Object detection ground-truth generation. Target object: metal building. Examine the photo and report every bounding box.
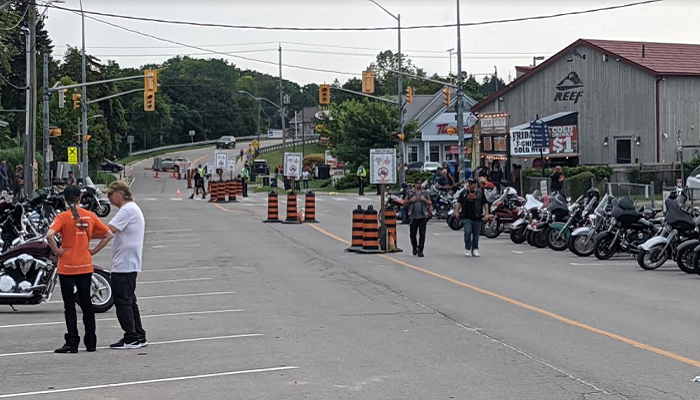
[473,39,700,167]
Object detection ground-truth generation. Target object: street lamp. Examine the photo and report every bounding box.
[238,91,281,143]
[446,48,455,76]
[79,0,89,180]
[367,0,405,184]
[533,56,545,67]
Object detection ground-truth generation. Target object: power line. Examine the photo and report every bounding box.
[73,12,360,77]
[41,0,664,31]
[83,49,279,57]
[53,41,281,50]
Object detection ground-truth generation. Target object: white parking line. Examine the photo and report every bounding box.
[139,278,213,285]
[151,244,201,249]
[0,334,262,358]
[0,365,298,398]
[333,198,349,202]
[142,266,218,273]
[0,309,244,329]
[569,262,631,266]
[145,239,201,245]
[145,229,192,234]
[355,197,372,201]
[47,291,236,304]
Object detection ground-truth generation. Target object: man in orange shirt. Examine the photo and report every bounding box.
[47,185,113,354]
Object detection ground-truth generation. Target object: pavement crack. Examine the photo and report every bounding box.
[609,380,686,400]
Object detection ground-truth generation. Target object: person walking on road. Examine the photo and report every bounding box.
[47,185,113,353]
[455,178,491,258]
[550,165,565,194]
[406,178,432,258]
[190,164,206,199]
[241,165,250,197]
[106,181,147,350]
[357,164,367,196]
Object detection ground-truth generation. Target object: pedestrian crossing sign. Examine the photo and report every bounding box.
[68,147,78,165]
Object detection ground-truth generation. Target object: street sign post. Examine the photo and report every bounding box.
[284,152,303,189]
[530,119,549,177]
[676,130,683,152]
[67,147,78,165]
[189,130,195,143]
[227,160,236,180]
[370,148,397,253]
[215,152,227,180]
[677,130,685,185]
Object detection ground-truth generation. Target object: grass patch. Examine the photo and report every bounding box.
[257,143,327,168]
[93,172,117,185]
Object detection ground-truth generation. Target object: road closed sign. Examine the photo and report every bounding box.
[370,148,397,185]
[67,147,78,165]
[215,152,227,170]
[284,152,302,178]
[227,160,236,172]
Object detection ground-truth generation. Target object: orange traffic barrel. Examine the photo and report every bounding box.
[264,191,281,223]
[345,205,364,252]
[358,205,381,253]
[304,191,318,223]
[186,170,193,189]
[236,179,243,197]
[383,207,402,253]
[228,180,237,202]
[283,191,301,224]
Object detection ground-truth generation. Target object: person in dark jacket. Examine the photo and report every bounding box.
[489,163,504,193]
[454,178,491,258]
[550,165,565,194]
[405,179,432,257]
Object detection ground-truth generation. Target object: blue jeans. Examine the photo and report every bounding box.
[462,219,482,250]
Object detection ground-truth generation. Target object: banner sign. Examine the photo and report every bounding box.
[284,152,302,178]
[369,148,397,185]
[549,125,578,155]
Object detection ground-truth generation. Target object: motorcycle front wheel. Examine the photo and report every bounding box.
[637,244,669,270]
[568,234,595,257]
[447,215,462,231]
[510,225,527,244]
[594,233,618,260]
[532,230,548,248]
[481,218,501,239]
[95,203,111,218]
[525,229,535,246]
[546,226,569,251]
[675,240,698,274]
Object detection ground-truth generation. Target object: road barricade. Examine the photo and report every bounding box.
[283,192,301,224]
[235,179,243,197]
[304,191,318,223]
[227,180,237,202]
[345,205,364,252]
[264,191,281,223]
[358,205,381,254]
[382,208,402,253]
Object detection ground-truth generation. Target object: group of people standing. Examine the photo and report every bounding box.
[0,162,26,199]
[189,163,250,199]
[48,180,147,353]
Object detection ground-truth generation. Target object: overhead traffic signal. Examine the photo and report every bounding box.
[442,87,451,108]
[397,133,405,141]
[405,86,414,104]
[144,69,157,112]
[72,93,81,110]
[361,70,375,94]
[319,84,331,105]
[58,89,67,109]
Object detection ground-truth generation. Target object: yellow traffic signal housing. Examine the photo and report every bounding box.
[144,90,155,112]
[406,86,414,104]
[361,71,375,94]
[397,133,405,141]
[442,87,451,108]
[319,84,331,105]
[49,127,62,137]
[72,93,81,110]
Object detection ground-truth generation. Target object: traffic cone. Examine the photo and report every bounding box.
[177,188,181,197]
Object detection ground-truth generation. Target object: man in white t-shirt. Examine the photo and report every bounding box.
[105,181,147,350]
[302,170,310,189]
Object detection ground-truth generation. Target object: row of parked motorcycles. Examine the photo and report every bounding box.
[0,179,114,313]
[484,184,700,274]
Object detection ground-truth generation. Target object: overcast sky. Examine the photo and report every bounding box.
[43,0,697,86]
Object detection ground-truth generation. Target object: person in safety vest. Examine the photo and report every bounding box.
[357,164,367,196]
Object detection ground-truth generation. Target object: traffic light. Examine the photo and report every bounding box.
[361,70,375,94]
[397,133,405,141]
[144,69,156,112]
[319,84,331,105]
[72,93,81,110]
[405,86,414,104]
[442,87,451,108]
[58,89,67,109]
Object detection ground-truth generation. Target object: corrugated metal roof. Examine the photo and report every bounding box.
[584,39,700,75]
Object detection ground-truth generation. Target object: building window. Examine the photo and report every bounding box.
[430,145,440,162]
[408,146,418,163]
[494,137,507,152]
[444,145,455,161]
[615,138,632,164]
[483,137,493,151]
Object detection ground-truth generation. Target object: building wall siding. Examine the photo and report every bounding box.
[658,77,700,163]
[479,45,658,165]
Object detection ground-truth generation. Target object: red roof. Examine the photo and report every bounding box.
[473,38,700,111]
[584,39,700,75]
[515,66,534,72]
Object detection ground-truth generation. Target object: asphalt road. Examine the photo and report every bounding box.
[2,144,700,399]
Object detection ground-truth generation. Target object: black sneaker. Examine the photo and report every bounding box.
[110,339,142,350]
[139,338,148,347]
[417,252,425,258]
[54,344,78,354]
[412,248,418,256]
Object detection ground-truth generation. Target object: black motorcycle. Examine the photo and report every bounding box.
[80,179,111,218]
[593,197,660,260]
[527,193,569,249]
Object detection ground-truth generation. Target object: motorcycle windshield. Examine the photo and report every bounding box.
[524,194,543,211]
[594,195,613,216]
[664,200,694,227]
[547,194,568,213]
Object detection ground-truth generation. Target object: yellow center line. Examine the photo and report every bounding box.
[306,223,700,369]
[213,203,248,215]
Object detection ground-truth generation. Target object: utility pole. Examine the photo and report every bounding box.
[42,54,50,188]
[256,101,261,143]
[456,0,466,182]
[80,0,89,181]
[23,26,32,196]
[397,14,405,185]
[278,44,286,148]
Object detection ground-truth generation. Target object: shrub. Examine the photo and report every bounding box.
[1,148,44,180]
[303,154,325,169]
[334,172,359,190]
[567,171,594,199]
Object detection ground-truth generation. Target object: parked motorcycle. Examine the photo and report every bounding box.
[637,190,699,272]
[593,197,660,260]
[446,186,465,231]
[544,195,587,251]
[0,236,114,312]
[481,187,524,239]
[80,178,111,218]
[568,194,616,257]
[510,191,544,244]
[527,193,570,248]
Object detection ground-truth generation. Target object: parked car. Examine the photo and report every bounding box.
[421,162,441,173]
[216,136,236,149]
[407,162,424,172]
[251,159,270,175]
[100,159,123,173]
[153,156,188,172]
